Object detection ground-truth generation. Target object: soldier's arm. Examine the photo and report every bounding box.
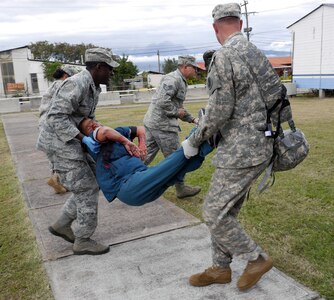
[96,126,141,158]
[178,109,196,124]
[47,80,82,143]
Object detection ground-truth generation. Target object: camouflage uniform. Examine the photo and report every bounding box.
[188,32,284,266]
[39,80,63,128]
[37,69,100,238]
[143,69,195,164]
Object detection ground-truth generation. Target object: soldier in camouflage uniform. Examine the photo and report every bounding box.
[37,48,119,255]
[39,65,80,194]
[183,3,288,291]
[143,55,202,198]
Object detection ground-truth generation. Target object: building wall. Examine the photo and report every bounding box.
[147,74,163,88]
[290,5,334,89]
[0,46,85,98]
[12,48,31,93]
[28,60,49,95]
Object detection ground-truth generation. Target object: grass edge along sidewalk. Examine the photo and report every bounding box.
[0,121,53,299]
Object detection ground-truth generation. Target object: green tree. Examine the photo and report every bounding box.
[30,41,99,63]
[41,61,63,81]
[162,57,206,85]
[29,41,55,60]
[30,41,105,82]
[162,58,178,74]
[187,71,206,85]
[111,55,139,90]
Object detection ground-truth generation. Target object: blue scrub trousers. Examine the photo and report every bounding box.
[117,141,213,206]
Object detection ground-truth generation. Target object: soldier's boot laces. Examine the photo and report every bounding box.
[189,266,232,287]
[73,238,110,255]
[48,213,75,243]
[175,183,201,198]
[47,174,67,194]
[237,254,273,291]
[198,108,222,148]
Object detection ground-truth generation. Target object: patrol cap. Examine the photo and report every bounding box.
[62,65,80,76]
[178,55,198,68]
[85,47,120,68]
[212,3,242,21]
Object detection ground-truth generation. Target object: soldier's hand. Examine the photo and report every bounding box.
[82,136,100,154]
[178,108,187,118]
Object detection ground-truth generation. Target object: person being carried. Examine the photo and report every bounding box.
[79,117,214,206]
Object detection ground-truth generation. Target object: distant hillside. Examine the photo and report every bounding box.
[131,48,291,72]
[262,49,291,57]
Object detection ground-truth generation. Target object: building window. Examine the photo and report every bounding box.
[30,73,39,93]
[1,62,15,93]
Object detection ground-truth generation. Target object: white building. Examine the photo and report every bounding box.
[0,46,84,98]
[287,4,334,96]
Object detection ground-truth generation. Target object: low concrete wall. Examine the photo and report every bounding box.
[0,98,21,113]
[283,82,297,96]
[120,94,136,104]
[30,97,42,109]
[134,90,156,102]
[0,87,209,113]
[186,86,207,100]
[98,91,121,106]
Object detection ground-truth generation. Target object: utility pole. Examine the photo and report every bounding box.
[157,50,161,73]
[241,0,257,41]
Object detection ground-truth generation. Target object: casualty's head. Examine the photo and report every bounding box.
[79,118,100,136]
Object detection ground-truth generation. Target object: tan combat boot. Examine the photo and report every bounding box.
[73,238,109,255]
[47,174,67,194]
[175,183,201,198]
[48,213,75,243]
[237,255,273,291]
[189,266,232,286]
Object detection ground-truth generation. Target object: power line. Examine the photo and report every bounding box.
[241,0,258,41]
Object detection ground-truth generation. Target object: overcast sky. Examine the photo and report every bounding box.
[0,0,328,66]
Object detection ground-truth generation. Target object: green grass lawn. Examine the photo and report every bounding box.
[0,122,53,299]
[0,97,333,299]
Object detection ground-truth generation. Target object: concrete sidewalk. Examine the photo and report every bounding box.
[2,112,321,300]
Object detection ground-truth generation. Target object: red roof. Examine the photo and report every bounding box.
[268,57,291,68]
[197,62,206,71]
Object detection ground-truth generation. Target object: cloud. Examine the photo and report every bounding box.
[0,0,326,56]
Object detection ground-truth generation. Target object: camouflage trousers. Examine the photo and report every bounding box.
[203,159,270,267]
[48,152,99,238]
[144,127,180,165]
